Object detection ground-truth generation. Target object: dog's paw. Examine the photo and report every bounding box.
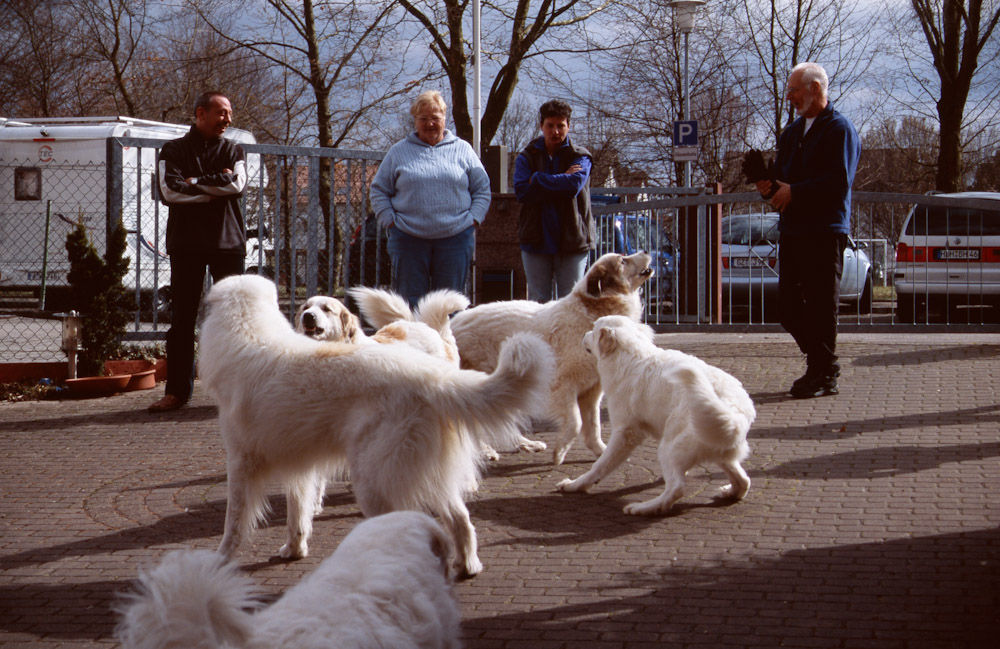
[278,541,307,560]
[517,436,547,453]
[480,445,501,462]
[623,499,674,516]
[555,477,588,493]
[719,482,750,500]
[455,555,483,581]
[552,445,571,465]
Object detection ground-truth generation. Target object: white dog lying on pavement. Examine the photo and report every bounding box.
[451,252,654,464]
[557,316,754,515]
[199,275,553,577]
[115,511,462,649]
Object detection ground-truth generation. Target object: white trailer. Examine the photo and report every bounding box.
[0,116,263,311]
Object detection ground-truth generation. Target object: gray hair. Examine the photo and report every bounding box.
[410,90,447,119]
[791,62,829,99]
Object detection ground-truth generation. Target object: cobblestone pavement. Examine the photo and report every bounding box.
[1,332,998,648]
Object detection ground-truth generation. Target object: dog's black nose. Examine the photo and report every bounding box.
[302,312,316,328]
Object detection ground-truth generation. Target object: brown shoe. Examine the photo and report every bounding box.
[147,394,187,413]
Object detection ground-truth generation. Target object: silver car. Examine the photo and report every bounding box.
[894,192,1000,322]
[720,213,874,318]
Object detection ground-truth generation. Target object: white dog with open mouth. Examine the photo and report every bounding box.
[557,315,754,515]
[451,252,654,464]
[115,511,462,649]
[198,274,553,577]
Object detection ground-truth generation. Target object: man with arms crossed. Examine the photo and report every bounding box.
[513,99,596,302]
[148,91,247,412]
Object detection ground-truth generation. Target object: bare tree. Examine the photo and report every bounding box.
[905,0,1000,192]
[398,0,613,146]
[565,1,752,186]
[188,0,432,149]
[3,1,88,116]
[719,0,880,143]
[72,0,151,117]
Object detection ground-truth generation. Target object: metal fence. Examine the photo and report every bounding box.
[597,190,998,331]
[2,139,998,364]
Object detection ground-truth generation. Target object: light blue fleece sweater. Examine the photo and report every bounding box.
[370,130,492,239]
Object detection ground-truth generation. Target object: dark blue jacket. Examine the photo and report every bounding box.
[513,136,595,254]
[774,103,860,236]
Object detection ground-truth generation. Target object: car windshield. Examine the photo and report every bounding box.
[622,217,672,253]
[721,215,779,246]
[905,206,1000,236]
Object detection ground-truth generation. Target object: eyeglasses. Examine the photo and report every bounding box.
[416,115,444,124]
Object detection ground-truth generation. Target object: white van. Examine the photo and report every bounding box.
[0,116,263,312]
[894,192,1000,322]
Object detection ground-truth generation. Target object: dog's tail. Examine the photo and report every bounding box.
[442,332,554,451]
[115,550,258,649]
[349,286,415,329]
[414,289,470,337]
[675,366,754,451]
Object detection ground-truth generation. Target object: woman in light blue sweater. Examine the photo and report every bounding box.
[370,90,491,307]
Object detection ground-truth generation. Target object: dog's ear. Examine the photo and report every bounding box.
[341,309,361,342]
[293,303,306,331]
[597,326,618,356]
[586,264,607,297]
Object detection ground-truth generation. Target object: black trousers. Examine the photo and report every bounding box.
[778,232,847,374]
[165,251,244,401]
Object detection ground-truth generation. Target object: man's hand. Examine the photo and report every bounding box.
[769,181,792,211]
[564,164,583,175]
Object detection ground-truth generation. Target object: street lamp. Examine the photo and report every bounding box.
[669,0,704,188]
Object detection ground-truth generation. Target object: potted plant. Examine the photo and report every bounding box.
[63,218,134,393]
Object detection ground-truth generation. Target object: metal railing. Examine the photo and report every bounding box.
[3,142,998,364]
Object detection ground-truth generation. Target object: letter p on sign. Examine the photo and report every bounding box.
[673,120,698,147]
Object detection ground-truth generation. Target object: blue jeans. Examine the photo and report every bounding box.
[520,250,589,302]
[387,226,475,308]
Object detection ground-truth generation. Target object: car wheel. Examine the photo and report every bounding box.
[896,294,918,323]
[858,277,873,315]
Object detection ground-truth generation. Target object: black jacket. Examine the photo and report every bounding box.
[157,126,247,255]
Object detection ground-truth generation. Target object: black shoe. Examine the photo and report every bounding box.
[789,372,839,399]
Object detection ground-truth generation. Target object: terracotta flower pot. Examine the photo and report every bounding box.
[125,369,157,391]
[65,374,131,396]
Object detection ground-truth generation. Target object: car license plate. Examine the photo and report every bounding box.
[732,257,771,268]
[934,248,980,261]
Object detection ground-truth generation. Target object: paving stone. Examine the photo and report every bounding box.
[0,333,997,648]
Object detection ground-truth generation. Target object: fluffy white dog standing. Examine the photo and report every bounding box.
[558,315,754,515]
[115,511,462,649]
[451,252,654,464]
[198,275,553,577]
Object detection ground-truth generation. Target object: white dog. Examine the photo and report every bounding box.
[348,286,468,365]
[295,289,466,363]
[557,316,754,515]
[451,252,653,464]
[115,511,462,649]
[198,274,553,577]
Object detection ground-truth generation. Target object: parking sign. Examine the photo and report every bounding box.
[673,120,698,147]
